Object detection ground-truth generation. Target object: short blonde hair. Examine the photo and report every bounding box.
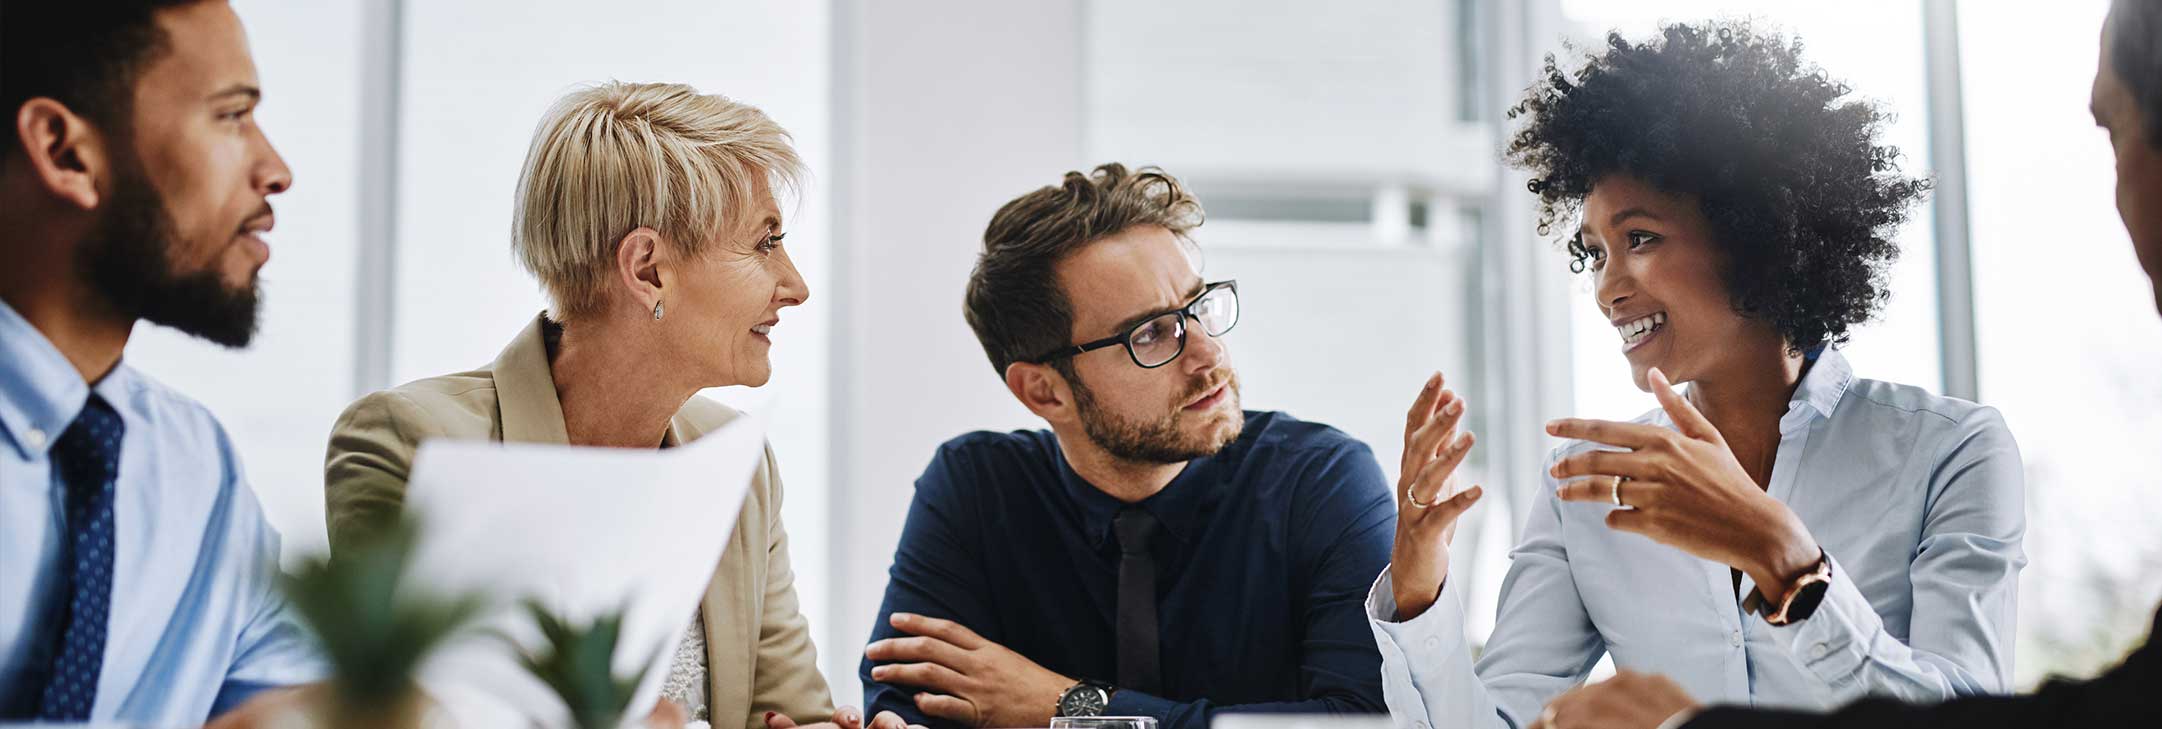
[512,81,803,319]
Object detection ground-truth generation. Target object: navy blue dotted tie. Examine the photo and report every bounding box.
[33,395,123,720]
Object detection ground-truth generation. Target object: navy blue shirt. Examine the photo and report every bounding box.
[861,410,1395,729]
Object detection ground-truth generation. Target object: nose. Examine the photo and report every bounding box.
[255,127,292,195]
[1593,259,1631,315]
[774,246,809,307]
[1178,314,1227,373]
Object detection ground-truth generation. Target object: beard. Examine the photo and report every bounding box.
[78,155,262,348]
[1070,367,1243,464]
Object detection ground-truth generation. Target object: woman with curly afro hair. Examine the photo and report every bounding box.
[1366,20,2027,729]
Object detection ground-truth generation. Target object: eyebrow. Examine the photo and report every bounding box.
[1608,207,1663,226]
[1109,280,1208,335]
[207,84,261,103]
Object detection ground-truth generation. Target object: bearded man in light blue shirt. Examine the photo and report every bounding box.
[0,1,323,724]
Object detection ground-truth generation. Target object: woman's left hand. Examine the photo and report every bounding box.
[1545,367,1821,592]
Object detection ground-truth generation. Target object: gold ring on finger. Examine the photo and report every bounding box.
[1406,484,1436,509]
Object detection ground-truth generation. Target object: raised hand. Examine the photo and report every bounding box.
[1545,367,1820,596]
[1388,371,1485,621]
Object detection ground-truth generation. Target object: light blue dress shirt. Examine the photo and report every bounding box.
[0,301,322,723]
[1366,349,2026,729]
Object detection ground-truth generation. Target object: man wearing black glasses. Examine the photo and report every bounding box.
[858,164,1395,729]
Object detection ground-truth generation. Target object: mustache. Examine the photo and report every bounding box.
[240,202,275,231]
[1178,369,1234,404]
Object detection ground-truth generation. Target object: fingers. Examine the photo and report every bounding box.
[1550,449,1654,482]
[1604,506,1656,537]
[1403,372,1444,442]
[1422,484,1483,526]
[648,699,688,728]
[1553,476,1620,504]
[1407,431,1476,507]
[765,710,800,729]
[832,706,866,729]
[871,661,969,692]
[865,635,971,668]
[1545,418,1668,450]
[868,711,912,729]
[1402,392,1466,484]
[1649,368,1720,442]
[888,613,987,650]
[912,693,977,725]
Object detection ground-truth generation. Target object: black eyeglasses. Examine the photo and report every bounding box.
[1027,280,1240,368]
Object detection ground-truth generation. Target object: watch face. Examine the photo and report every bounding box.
[1059,685,1108,717]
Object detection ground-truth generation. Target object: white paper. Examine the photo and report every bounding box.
[397,410,769,728]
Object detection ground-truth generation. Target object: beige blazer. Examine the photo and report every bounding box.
[322,313,835,729]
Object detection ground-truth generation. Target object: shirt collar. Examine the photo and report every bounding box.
[1784,346,1854,430]
[1057,444,1216,551]
[0,299,96,459]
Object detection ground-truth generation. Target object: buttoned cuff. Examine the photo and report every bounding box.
[1367,567,1467,653]
[1366,566,1476,729]
[1763,554,1877,688]
[1106,688,1176,721]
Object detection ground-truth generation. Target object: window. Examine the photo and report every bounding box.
[1961,0,2162,685]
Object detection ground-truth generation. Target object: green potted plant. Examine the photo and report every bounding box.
[516,600,669,729]
[282,518,487,729]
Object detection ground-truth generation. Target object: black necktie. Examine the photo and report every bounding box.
[8,395,123,721]
[1112,507,1162,694]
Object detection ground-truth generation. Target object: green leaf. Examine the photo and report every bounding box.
[281,517,489,707]
[515,600,665,729]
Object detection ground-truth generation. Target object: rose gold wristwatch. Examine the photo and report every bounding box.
[1755,549,1832,626]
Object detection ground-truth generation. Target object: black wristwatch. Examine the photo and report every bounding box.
[1754,550,1834,626]
[1056,679,1115,718]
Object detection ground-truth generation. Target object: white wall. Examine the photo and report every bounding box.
[825,0,1090,702]
[126,0,368,562]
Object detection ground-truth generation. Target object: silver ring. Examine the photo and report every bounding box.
[1611,476,1628,508]
[1406,484,1435,509]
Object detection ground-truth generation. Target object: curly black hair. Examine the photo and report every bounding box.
[1505,21,1930,352]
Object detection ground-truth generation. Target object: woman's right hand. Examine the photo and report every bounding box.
[1389,371,1484,621]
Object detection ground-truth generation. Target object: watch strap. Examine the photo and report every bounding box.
[1748,549,1833,626]
[1056,679,1115,718]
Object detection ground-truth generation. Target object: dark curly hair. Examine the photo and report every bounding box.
[1505,21,1930,352]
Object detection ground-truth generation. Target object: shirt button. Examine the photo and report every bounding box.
[1423,636,1441,652]
[1811,642,1829,659]
[23,428,45,449]
[1730,630,1744,647]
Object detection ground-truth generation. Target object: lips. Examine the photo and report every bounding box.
[1613,311,1667,352]
[236,210,275,261]
[1184,382,1229,411]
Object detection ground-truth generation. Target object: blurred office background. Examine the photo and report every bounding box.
[145,0,2158,702]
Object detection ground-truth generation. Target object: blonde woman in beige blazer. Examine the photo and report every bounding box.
[323,82,911,729]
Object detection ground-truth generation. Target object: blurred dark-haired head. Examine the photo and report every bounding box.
[2100,0,2162,313]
